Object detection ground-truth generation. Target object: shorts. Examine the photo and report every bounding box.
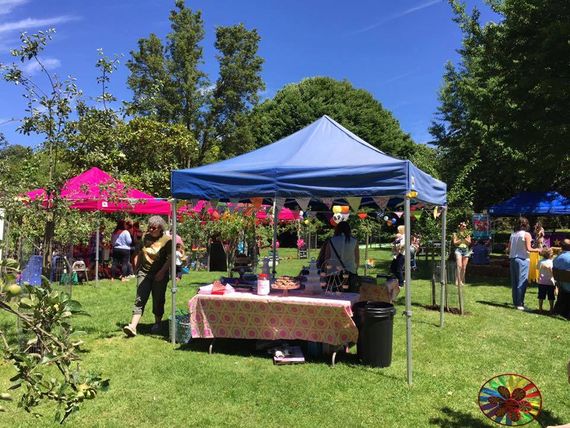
[455,248,472,258]
[537,284,555,300]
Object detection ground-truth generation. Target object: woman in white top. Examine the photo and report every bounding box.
[324,221,359,291]
[506,217,540,310]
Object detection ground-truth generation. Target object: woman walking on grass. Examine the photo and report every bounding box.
[123,216,172,337]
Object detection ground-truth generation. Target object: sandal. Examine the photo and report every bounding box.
[123,325,136,337]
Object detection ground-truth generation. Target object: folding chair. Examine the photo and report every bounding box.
[322,258,347,293]
[72,260,89,283]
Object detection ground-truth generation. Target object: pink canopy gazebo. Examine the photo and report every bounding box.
[27,167,170,284]
[27,167,170,214]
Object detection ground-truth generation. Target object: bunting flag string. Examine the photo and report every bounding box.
[295,197,311,212]
[346,196,362,212]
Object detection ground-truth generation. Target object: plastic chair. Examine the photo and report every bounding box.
[18,255,43,286]
[72,260,89,283]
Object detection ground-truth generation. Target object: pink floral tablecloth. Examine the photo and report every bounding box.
[189,291,359,346]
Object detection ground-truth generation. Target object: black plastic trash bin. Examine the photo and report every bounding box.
[359,301,396,368]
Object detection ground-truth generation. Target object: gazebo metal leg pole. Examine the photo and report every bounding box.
[440,206,447,328]
[171,199,178,345]
[404,197,412,386]
[95,218,100,287]
[272,198,278,279]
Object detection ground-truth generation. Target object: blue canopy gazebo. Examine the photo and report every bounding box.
[169,115,447,384]
[489,191,570,217]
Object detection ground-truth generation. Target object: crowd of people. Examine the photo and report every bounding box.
[507,217,570,317]
[70,213,570,340]
[449,215,569,317]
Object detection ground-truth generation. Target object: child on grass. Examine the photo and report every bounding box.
[175,243,186,280]
[537,247,555,313]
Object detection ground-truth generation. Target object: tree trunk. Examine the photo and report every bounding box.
[42,214,55,270]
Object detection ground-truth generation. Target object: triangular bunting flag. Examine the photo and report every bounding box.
[209,199,219,208]
[321,197,333,209]
[296,197,311,212]
[372,196,390,209]
[190,198,198,207]
[176,200,187,209]
[250,197,263,209]
[228,198,239,213]
[433,206,441,219]
[414,211,423,219]
[346,197,362,212]
[274,197,285,212]
[395,211,403,218]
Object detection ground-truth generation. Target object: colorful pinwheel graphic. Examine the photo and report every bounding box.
[478,374,542,426]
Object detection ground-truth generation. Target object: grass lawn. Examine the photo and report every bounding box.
[0,248,568,427]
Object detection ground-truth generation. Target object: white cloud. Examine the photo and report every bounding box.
[350,0,442,35]
[0,15,79,33]
[0,0,28,16]
[22,57,61,75]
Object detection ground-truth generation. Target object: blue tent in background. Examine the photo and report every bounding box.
[488,192,570,217]
[170,115,449,385]
[171,115,446,205]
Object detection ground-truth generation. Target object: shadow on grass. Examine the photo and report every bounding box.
[535,408,566,428]
[174,338,399,373]
[465,278,511,288]
[428,406,488,427]
[476,300,513,310]
[411,301,471,317]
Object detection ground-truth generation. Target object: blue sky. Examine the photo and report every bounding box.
[0,0,499,148]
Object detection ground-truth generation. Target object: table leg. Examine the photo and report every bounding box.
[208,339,215,355]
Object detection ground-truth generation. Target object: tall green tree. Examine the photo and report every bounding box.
[201,24,265,161]
[116,117,199,195]
[249,77,418,159]
[431,0,570,210]
[126,1,264,164]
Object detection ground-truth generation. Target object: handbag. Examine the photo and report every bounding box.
[328,240,359,292]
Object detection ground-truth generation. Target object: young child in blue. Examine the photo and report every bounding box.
[537,247,555,313]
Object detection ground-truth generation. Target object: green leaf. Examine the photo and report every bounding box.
[8,382,21,390]
[18,297,34,309]
[65,300,82,312]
